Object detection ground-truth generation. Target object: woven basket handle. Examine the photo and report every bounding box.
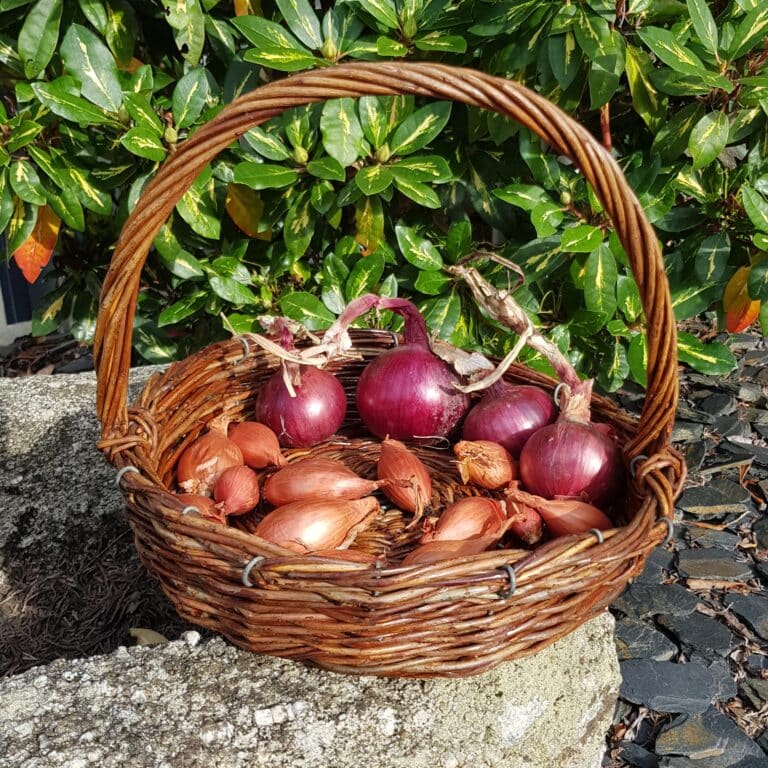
[94,61,678,460]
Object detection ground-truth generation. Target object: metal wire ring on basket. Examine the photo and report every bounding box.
[93,62,685,678]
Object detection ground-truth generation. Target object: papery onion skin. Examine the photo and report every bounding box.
[454,440,517,489]
[177,428,244,496]
[176,493,225,523]
[214,465,261,516]
[357,346,470,440]
[462,382,556,457]
[228,422,286,469]
[421,497,506,543]
[264,457,390,506]
[377,438,432,524]
[403,536,498,565]
[519,420,622,507]
[256,366,347,448]
[254,496,380,554]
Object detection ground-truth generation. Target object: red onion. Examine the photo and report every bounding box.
[519,382,622,508]
[356,298,469,440]
[256,365,347,448]
[462,382,556,457]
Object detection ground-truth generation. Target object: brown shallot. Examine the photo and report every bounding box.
[176,493,225,523]
[377,438,432,526]
[421,497,507,543]
[254,497,380,554]
[264,457,391,506]
[504,499,544,545]
[453,440,517,489]
[228,421,286,469]
[177,425,244,495]
[214,465,261,516]
[505,484,612,537]
[402,536,498,565]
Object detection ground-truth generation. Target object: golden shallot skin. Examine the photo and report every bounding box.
[254,497,380,554]
[377,438,432,526]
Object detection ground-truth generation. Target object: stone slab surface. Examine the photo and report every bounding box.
[1,616,619,768]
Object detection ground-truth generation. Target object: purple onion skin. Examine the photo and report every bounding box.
[256,367,347,448]
[462,384,557,458]
[356,345,470,440]
[519,421,622,507]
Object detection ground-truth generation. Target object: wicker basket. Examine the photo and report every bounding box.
[94,62,686,678]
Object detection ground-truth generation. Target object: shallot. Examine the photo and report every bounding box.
[377,438,432,525]
[254,496,380,553]
[421,497,507,543]
[177,424,244,495]
[453,440,517,489]
[264,457,391,506]
[402,536,498,565]
[214,465,260,516]
[228,421,286,469]
[176,493,225,523]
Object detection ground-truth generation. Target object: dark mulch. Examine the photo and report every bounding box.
[0,333,93,377]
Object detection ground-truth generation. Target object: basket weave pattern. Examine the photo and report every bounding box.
[94,62,685,677]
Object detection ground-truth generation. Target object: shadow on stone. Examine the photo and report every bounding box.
[0,377,199,678]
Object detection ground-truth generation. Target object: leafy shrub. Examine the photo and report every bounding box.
[1,0,767,386]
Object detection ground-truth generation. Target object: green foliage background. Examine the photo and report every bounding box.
[2,0,768,388]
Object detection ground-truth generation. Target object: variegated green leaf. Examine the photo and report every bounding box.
[124,92,163,133]
[306,157,346,181]
[353,0,398,30]
[284,195,315,256]
[729,4,768,59]
[390,102,451,157]
[625,45,666,132]
[493,183,551,211]
[616,275,643,323]
[628,333,648,387]
[18,0,62,78]
[6,120,43,153]
[637,26,708,77]
[233,162,299,190]
[359,96,389,149]
[162,0,205,64]
[742,186,768,233]
[413,33,467,53]
[390,155,451,183]
[233,16,318,71]
[279,291,335,330]
[597,340,629,393]
[172,67,210,129]
[346,249,384,299]
[120,127,166,162]
[694,232,730,283]
[748,261,768,301]
[10,160,46,205]
[560,223,603,253]
[548,31,582,90]
[677,332,737,375]
[176,168,220,239]
[276,0,322,49]
[574,10,615,61]
[584,243,617,319]
[395,223,443,270]
[414,269,451,295]
[321,98,366,166]
[355,165,393,195]
[243,127,292,161]
[686,0,718,55]
[420,290,461,339]
[60,24,122,112]
[392,174,441,208]
[688,111,729,169]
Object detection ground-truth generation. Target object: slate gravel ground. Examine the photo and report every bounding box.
[604,332,768,768]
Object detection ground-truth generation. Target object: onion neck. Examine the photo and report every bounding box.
[377,297,430,347]
[558,378,594,424]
